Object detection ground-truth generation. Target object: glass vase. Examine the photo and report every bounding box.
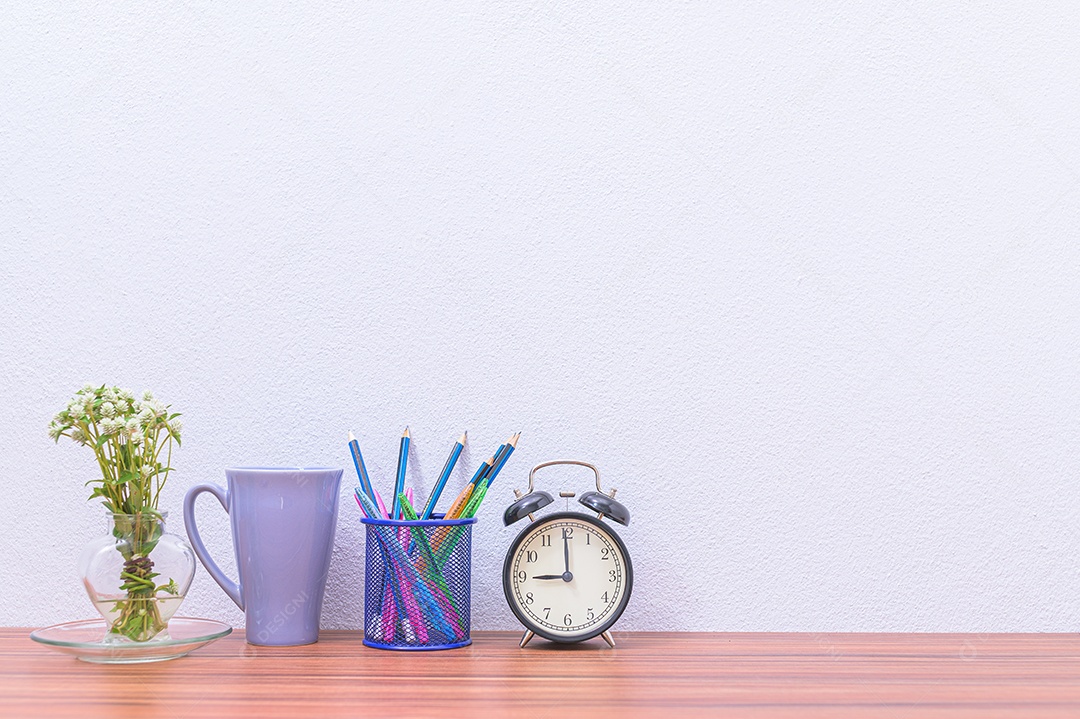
[78,512,196,643]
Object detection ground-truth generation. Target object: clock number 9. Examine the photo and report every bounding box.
[517,571,527,583]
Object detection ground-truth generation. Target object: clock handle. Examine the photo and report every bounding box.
[528,459,606,494]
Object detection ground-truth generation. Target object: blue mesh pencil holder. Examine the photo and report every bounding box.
[361,515,475,651]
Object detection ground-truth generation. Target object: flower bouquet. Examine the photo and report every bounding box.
[50,386,195,642]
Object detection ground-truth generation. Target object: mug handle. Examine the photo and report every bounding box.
[183,483,244,610]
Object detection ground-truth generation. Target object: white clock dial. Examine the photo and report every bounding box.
[503,513,632,641]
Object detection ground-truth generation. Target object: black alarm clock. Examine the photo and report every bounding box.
[502,460,632,648]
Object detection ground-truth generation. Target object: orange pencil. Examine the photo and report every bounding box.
[443,483,474,521]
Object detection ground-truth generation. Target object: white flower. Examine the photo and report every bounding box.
[137,405,154,422]
[169,418,183,435]
[66,401,83,418]
[142,390,155,402]
[125,417,139,433]
[70,428,88,445]
[81,384,95,393]
[101,402,116,418]
[118,388,135,402]
[47,423,63,441]
[101,417,123,435]
[130,430,144,445]
[102,387,118,403]
[140,465,153,478]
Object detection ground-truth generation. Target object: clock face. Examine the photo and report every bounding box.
[502,512,632,642]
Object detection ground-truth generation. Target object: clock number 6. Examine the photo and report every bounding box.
[564,613,572,626]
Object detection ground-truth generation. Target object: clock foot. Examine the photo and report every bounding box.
[601,631,615,648]
[519,630,535,648]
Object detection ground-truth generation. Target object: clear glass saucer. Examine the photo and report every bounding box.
[30,617,232,663]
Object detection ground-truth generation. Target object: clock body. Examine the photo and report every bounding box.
[502,511,633,643]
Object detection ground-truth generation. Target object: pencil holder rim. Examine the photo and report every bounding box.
[360,516,477,527]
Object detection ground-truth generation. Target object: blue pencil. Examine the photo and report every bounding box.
[421,431,467,520]
[391,426,410,520]
[466,458,491,488]
[484,432,519,488]
[348,431,375,503]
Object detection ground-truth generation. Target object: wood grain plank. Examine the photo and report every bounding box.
[3,629,1078,718]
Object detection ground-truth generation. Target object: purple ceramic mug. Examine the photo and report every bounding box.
[183,467,342,646]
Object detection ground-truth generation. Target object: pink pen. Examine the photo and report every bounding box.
[380,582,395,641]
[374,489,390,519]
[395,563,427,642]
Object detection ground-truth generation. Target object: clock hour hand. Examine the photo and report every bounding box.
[532,574,563,580]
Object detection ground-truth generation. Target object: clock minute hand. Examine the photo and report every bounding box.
[563,530,570,574]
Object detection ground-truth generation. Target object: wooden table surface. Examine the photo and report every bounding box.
[4,628,1079,718]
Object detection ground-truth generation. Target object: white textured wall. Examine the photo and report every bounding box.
[2,3,1079,633]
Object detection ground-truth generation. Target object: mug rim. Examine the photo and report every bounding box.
[225,466,343,472]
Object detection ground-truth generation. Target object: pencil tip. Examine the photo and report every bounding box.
[460,431,467,444]
[348,430,356,441]
[404,426,411,437]
[509,433,519,447]
[487,456,496,465]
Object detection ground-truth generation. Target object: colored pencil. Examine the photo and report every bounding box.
[347,430,375,504]
[483,444,506,482]
[443,483,474,521]
[355,489,414,640]
[353,490,369,518]
[391,426,410,520]
[484,432,520,488]
[356,488,449,641]
[435,481,489,566]
[446,455,493,519]
[399,493,465,632]
[421,432,466,520]
[461,479,489,519]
